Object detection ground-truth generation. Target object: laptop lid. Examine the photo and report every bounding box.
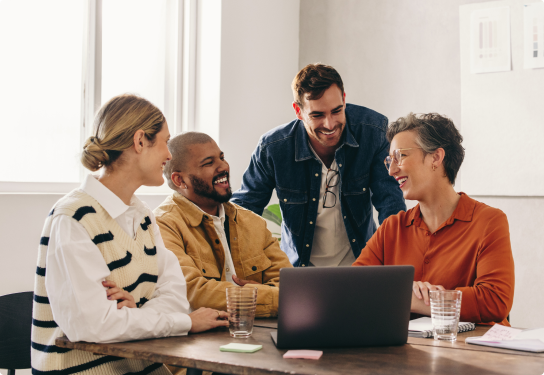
[275,265,414,349]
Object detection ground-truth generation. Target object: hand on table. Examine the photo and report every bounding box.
[189,307,229,333]
[232,275,260,286]
[411,281,445,315]
[103,280,136,309]
[412,281,445,306]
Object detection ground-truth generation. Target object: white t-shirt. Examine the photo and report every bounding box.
[309,154,355,267]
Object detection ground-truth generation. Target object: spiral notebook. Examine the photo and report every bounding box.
[408,317,476,338]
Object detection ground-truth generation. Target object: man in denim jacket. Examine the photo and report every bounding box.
[231,64,405,267]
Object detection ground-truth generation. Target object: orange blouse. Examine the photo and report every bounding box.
[353,193,514,326]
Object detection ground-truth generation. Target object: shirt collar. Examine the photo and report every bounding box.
[405,192,475,227]
[81,174,146,220]
[195,200,225,224]
[173,192,236,227]
[294,118,359,162]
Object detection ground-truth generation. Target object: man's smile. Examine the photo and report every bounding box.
[213,172,230,188]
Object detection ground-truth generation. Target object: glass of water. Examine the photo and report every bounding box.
[430,290,462,341]
[226,286,258,338]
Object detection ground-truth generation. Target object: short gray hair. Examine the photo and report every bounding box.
[386,113,464,185]
[164,131,214,190]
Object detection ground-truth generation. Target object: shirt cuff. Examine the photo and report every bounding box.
[170,312,193,336]
[249,284,278,317]
[456,286,480,323]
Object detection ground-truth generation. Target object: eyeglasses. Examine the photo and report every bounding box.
[384,148,423,171]
[323,168,339,208]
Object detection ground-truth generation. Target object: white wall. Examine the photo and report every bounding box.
[300,0,544,328]
[460,0,544,196]
[217,0,300,192]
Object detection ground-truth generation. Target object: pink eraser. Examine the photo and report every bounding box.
[283,350,323,360]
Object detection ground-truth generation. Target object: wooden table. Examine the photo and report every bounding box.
[56,320,544,375]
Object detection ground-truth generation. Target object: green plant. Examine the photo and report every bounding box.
[263,203,282,241]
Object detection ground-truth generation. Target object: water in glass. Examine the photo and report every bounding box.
[430,290,462,341]
[226,286,257,338]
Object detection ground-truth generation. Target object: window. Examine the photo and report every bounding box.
[0,0,84,185]
[102,0,172,129]
[0,0,195,193]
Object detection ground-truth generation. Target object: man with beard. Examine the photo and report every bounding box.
[154,132,292,318]
[231,63,406,267]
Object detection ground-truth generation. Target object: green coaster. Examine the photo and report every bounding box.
[219,343,263,353]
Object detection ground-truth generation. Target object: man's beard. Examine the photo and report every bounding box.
[189,174,232,203]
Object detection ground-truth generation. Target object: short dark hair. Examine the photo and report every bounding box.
[163,131,214,190]
[292,63,344,108]
[386,113,465,185]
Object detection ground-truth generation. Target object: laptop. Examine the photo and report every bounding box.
[271,265,414,349]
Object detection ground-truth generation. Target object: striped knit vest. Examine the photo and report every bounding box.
[31,189,171,375]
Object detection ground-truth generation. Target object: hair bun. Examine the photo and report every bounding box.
[81,136,109,171]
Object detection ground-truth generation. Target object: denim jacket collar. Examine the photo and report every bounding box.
[294,120,359,163]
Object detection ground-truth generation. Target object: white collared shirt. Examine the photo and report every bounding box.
[45,174,192,344]
[193,203,237,283]
[308,151,355,267]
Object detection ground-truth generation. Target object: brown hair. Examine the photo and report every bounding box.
[292,63,344,108]
[387,113,465,185]
[81,94,165,171]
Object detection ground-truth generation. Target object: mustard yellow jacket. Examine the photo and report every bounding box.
[154,193,292,317]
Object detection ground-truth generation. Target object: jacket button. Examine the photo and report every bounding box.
[215,239,220,244]
[339,164,342,167]
[315,173,319,177]
[363,188,366,192]
[309,221,313,224]
[344,216,346,219]
[306,244,309,247]
[352,239,356,243]
[284,199,287,202]
[202,269,206,273]
[424,259,430,264]
[313,198,316,201]
[252,266,257,271]
[301,264,306,267]
[234,237,237,240]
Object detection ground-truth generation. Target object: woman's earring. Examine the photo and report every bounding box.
[184,184,188,189]
[432,165,436,171]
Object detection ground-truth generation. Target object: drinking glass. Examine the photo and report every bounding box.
[430,290,462,341]
[226,286,258,338]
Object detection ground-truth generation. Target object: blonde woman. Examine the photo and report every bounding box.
[31,94,229,375]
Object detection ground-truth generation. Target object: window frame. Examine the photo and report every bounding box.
[1,0,197,194]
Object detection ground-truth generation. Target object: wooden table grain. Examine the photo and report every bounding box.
[56,324,544,375]
[255,319,544,358]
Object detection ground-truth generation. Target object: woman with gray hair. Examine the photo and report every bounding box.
[353,113,514,326]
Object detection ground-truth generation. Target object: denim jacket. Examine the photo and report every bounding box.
[231,104,406,266]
